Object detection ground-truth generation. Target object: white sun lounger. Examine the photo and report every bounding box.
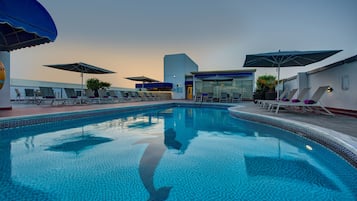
[263,88,298,111]
[273,86,334,116]
[259,88,295,109]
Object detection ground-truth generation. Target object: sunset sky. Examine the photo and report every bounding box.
[10,0,357,88]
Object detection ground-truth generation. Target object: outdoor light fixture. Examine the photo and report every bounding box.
[305,145,313,151]
[327,87,333,93]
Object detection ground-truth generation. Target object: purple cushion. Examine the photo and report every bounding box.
[291,99,300,103]
[282,98,289,101]
[304,99,316,104]
[45,96,55,98]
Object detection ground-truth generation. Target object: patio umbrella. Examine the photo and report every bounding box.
[243,50,342,99]
[43,62,115,98]
[126,76,159,83]
[0,0,57,109]
[126,76,159,89]
[0,0,57,51]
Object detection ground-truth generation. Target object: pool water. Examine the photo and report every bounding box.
[0,106,356,201]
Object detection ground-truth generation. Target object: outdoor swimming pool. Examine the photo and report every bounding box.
[0,106,356,201]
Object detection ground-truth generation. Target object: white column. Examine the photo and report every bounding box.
[192,75,196,101]
[297,72,308,95]
[0,51,11,109]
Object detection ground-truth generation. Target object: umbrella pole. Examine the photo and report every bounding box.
[277,64,280,101]
[81,72,84,103]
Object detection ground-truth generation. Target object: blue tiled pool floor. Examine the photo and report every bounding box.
[1,106,356,200]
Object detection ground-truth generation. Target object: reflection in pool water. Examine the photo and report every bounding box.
[0,106,356,201]
[135,129,181,201]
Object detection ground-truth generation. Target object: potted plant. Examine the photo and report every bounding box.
[254,75,277,101]
[86,78,111,97]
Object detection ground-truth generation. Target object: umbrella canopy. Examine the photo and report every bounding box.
[243,50,342,98]
[125,76,159,83]
[44,62,115,74]
[0,0,57,51]
[243,50,342,68]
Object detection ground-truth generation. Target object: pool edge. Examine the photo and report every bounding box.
[228,106,357,168]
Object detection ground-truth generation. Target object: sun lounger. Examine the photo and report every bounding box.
[64,88,78,98]
[127,91,141,101]
[37,87,66,105]
[257,88,289,107]
[269,88,309,110]
[149,92,158,101]
[220,92,229,102]
[14,88,21,101]
[120,91,130,101]
[195,92,203,102]
[231,92,242,103]
[84,89,101,104]
[108,90,123,103]
[137,92,147,101]
[142,92,152,101]
[64,88,80,105]
[24,88,36,103]
[204,92,214,102]
[98,89,113,103]
[274,86,333,116]
[263,88,298,110]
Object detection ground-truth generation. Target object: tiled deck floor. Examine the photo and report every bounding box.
[235,102,357,138]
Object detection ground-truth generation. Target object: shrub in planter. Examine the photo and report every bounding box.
[254,75,277,101]
[86,78,111,97]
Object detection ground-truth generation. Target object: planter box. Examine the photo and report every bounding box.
[265,92,277,100]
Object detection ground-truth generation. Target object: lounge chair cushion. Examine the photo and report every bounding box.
[282,98,289,101]
[304,99,316,104]
[291,99,300,103]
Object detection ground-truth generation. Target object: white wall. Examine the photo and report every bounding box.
[0,51,11,109]
[284,58,357,111]
[283,77,297,93]
[308,62,356,110]
[164,54,198,99]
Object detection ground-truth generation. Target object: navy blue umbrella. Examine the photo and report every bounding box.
[0,0,57,51]
[243,50,342,99]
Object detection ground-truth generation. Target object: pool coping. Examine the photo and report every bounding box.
[1,101,356,168]
[0,102,176,129]
[0,102,232,129]
[228,105,357,168]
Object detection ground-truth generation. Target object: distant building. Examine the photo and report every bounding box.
[191,70,256,101]
[164,53,198,99]
[164,53,256,100]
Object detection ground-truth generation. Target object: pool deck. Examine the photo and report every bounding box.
[1,100,357,166]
